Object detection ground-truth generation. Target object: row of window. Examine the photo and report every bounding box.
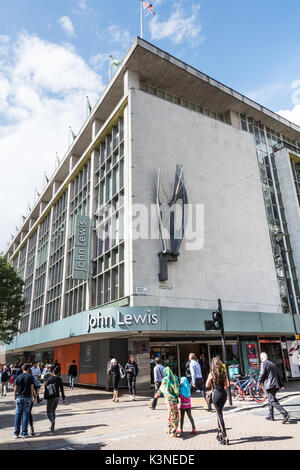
[140,83,225,123]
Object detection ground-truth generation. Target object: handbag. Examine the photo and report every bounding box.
[119,364,125,379]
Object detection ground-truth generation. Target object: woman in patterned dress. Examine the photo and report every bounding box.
[154,367,180,437]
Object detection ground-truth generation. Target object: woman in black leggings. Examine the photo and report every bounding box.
[206,357,229,445]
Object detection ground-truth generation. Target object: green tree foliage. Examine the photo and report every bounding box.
[0,255,25,344]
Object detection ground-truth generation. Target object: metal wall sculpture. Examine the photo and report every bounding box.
[156,164,188,281]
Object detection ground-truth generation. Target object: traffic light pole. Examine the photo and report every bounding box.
[218,299,233,406]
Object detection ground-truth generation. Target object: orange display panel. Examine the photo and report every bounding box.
[79,373,97,385]
[54,344,80,375]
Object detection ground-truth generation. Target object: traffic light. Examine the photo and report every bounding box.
[212,309,222,330]
[204,299,224,331]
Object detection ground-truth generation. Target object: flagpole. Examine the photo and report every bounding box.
[109,55,112,82]
[140,0,143,38]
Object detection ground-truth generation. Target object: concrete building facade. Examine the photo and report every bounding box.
[2,38,300,386]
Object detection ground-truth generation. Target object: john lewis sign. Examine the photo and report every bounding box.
[72,215,90,280]
[86,310,159,333]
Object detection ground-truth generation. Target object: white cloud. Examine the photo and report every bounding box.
[78,0,88,10]
[0,33,104,252]
[278,106,300,127]
[58,16,75,36]
[106,25,132,47]
[149,2,203,45]
[0,34,10,56]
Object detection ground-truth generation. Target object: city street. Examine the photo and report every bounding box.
[0,382,300,451]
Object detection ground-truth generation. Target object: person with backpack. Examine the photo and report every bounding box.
[149,357,165,410]
[68,360,78,390]
[44,366,65,431]
[109,358,124,403]
[125,355,139,401]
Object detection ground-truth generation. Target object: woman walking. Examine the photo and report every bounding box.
[44,366,65,432]
[125,355,139,401]
[177,377,196,436]
[205,357,229,445]
[154,367,180,437]
[109,358,123,403]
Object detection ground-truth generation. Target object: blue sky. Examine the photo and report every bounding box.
[1,0,300,251]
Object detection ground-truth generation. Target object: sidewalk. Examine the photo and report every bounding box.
[0,381,299,450]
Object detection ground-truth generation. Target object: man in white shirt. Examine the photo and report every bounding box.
[189,353,212,411]
[31,363,41,379]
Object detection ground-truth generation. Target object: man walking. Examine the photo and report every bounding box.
[68,360,78,390]
[258,352,290,424]
[149,357,165,410]
[189,353,212,411]
[13,363,34,439]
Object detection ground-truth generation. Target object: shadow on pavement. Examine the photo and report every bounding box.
[230,435,293,445]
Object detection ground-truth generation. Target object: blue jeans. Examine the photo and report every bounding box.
[69,376,75,389]
[14,397,32,436]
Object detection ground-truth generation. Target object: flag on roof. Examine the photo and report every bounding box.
[111,57,121,67]
[143,1,156,15]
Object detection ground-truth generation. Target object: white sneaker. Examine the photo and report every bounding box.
[196,390,201,393]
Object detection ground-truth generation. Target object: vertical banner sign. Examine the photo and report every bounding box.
[72,215,90,280]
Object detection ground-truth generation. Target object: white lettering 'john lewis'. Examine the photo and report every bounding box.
[86,310,158,332]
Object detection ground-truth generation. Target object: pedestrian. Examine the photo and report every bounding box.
[154,367,180,437]
[53,360,61,375]
[177,377,196,436]
[13,363,34,439]
[31,362,42,403]
[27,369,41,436]
[109,358,124,403]
[68,360,78,390]
[1,366,9,396]
[189,353,212,411]
[185,358,192,385]
[199,353,209,383]
[258,352,290,424]
[12,363,22,384]
[125,355,139,401]
[106,356,113,391]
[44,365,66,432]
[206,357,229,445]
[149,357,165,410]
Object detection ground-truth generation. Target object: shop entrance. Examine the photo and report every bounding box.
[150,345,179,383]
[179,343,209,378]
[259,340,286,382]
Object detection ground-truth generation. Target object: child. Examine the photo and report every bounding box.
[177,376,196,436]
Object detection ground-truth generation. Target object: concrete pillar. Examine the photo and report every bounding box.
[224,110,240,128]
[124,69,139,93]
[69,154,80,173]
[60,184,72,319]
[39,202,48,216]
[92,120,103,140]
[29,218,37,230]
[28,224,41,331]
[52,181,62,198]
[41,206,55,327]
